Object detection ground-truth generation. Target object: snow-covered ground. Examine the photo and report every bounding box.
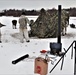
[0,16,76,75]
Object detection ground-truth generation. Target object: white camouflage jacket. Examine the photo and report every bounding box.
[19,15,30,29]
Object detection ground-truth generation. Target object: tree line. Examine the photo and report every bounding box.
[0,7,76,17]
[0,9,39,17]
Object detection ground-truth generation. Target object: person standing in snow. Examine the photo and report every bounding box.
[0,28,1,43]
[0,23,6,43]
[19,12,30,43]
[12,20,17,29]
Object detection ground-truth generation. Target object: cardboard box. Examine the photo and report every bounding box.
[34,57,48,75]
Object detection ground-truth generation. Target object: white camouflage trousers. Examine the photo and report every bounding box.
[19,28,29,43]
[0,29,1,42]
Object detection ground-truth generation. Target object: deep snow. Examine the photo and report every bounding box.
[0,16,76,75]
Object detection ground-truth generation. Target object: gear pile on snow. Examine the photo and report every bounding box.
[30,8,69,38]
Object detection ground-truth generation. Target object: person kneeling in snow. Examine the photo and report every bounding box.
[19,12,30,43]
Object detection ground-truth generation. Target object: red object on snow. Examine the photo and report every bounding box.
[40,50,47,53]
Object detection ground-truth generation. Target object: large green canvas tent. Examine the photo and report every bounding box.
[30,8,69,38]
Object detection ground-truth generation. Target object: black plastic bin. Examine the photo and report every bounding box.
[50,42,62,55]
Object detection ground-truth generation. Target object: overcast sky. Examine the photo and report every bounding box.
[0,0,76,10]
